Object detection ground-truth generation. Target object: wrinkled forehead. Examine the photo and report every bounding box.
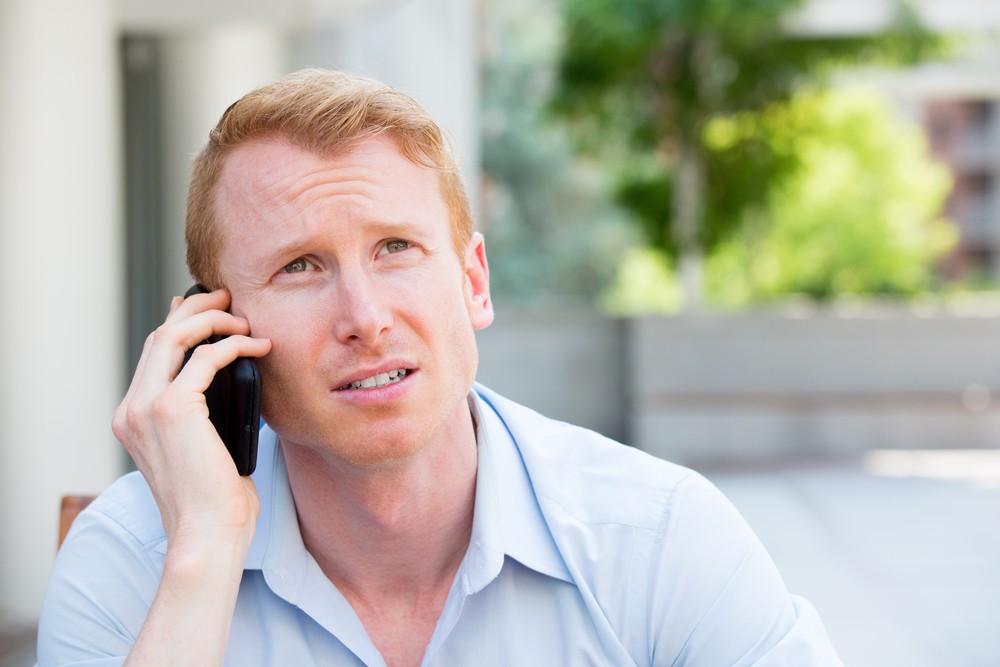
[218,134,440,199]
[207,134,469,288]
[219,135,453,224]
[214,135,452,246]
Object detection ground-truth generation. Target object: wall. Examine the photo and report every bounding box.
[475,311,1000,467]
[0,0,124,623]
[475,311,628,441]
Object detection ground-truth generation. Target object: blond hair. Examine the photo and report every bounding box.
[185,68,473,287]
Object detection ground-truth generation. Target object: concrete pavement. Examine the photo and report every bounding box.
[708,451,1000,667]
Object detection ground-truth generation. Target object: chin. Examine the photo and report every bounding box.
[335,443,422,468]
[270,414,427,468]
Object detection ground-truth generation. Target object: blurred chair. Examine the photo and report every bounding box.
[58,495,95,549]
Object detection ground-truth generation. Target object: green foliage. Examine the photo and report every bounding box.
[706,88,956,304]
[480,0,638,308]
[482,0,957,312]
[601,87,957,313]
[550,0,951,261]
[600,246,683,315]
[614,100,802,258]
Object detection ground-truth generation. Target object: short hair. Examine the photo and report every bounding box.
[185,68,474,288]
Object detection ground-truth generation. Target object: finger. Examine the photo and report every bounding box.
[165,287,232,325]
[137,310,255,389]
[118,335,270,470]
[167,295,184,317]
[113,329,158,442]
[120,311,252,421]
[121,329,156,403]
[116,299,225,433]
[168,335,272,397]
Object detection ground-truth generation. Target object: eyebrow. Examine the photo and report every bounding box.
[262,229,311,264]
[264,219,426,262]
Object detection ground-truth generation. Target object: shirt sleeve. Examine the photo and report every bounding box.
[644,473,843,667]
[36,498,164,666]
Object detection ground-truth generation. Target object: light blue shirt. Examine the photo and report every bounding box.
[38,385,841,666]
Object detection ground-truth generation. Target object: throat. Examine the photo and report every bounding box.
[284,436,478,589]
[348,585,452,667]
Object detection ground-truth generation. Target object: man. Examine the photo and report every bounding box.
[38,69,842,666]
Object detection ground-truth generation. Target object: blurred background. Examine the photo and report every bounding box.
[2,0,999,665]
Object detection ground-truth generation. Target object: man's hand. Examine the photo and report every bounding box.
[111,288,271,666]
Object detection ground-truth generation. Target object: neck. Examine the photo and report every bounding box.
[281,399,479,603]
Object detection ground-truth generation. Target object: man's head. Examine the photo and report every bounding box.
[192,70,493,467]
[186,68,474,288]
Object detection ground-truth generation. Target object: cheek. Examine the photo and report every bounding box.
[246,308,316,391]
[430,282,481,376]
[245,296,321,347]
[415,279,471,338]
[256,319,319,381]
[256,334,317,429]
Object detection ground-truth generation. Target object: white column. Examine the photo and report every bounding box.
[309,0,481,218]
[0,0,123,621]
[159,26,286,300]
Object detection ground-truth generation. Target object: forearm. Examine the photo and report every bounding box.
[108,289,269,665]
[125,536,251,666]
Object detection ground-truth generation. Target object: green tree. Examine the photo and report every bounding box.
[707,87,955,304]
[601,86,956,313]
[480,0,638,309]
[550,0,950,308]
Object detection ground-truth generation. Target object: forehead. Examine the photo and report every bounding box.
[216,135,447,228]
[218,135,428,200]
[211,136,453,277]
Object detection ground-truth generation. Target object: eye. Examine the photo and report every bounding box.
[281,257,316,273]
[377,239,412,256]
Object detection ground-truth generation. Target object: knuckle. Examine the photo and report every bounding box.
[113,402,148,455]
[124,400,150,431]
[138,331,157,357]
[151,322,176,343]
[150,392,179,422]
[111,406,127,439]
[189,341,210,359]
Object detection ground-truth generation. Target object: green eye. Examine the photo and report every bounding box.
[384,240,410,254]
[282,258,310,273]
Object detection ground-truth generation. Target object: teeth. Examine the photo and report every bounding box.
[342,368,408,390]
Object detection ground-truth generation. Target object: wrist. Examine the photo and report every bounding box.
[125,525,251,667]
[160,478,260,557]
[165,524,254,585]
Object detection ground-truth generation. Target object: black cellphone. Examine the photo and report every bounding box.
[182,284,261,476]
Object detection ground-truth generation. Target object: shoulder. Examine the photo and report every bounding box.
[50,469,167,591]
[66,472,166,549]
[476,384,719,530]
[37,472,166,664]
[475,385,748,598]
[477,387,841,665]
[476,386,806,664]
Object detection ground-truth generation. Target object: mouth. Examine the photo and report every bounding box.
[338,368,410,391]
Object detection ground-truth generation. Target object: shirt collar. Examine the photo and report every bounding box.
[244,389,572,586]
[245,424,297,572]
[466,388,572,585]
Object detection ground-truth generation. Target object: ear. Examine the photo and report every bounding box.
[463,232,494,330]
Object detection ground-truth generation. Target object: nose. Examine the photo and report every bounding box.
[329,267,392,346]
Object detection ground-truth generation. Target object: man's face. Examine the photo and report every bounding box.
[214,135,493,466]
